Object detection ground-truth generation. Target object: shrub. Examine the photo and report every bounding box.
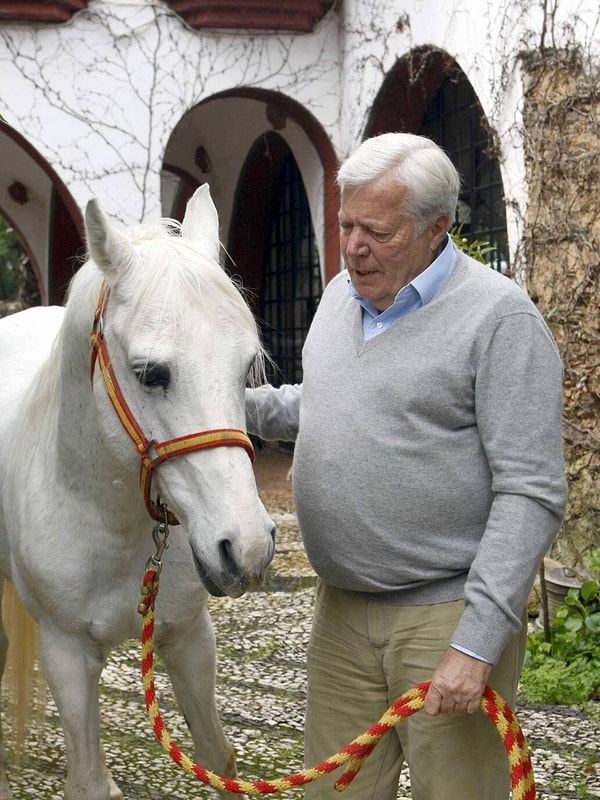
[520,549,600,704]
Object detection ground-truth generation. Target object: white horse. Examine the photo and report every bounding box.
[0,185,275,800]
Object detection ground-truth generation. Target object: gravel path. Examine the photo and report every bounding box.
[4,449,599,799]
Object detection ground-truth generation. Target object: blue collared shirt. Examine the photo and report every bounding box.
[349,235,456,340]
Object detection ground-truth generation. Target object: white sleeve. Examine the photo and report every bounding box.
[245,384,302,442]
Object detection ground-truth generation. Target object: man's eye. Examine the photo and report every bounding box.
[369,230,391,242]
[134,363,170,388]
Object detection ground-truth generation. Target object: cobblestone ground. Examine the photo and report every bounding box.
[4,447,600,799]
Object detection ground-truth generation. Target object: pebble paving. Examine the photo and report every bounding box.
[3,467,599,799]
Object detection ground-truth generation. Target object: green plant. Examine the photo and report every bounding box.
[520,634,597,704]
[520,549,600,704]
[552,553,600,661]
[450,224,496,264]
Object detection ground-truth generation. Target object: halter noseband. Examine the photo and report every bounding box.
[89,282,255,525]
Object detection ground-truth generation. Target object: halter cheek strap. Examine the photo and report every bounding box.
[89,283,255,525]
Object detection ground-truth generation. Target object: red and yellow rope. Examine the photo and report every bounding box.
[138,568,536,797]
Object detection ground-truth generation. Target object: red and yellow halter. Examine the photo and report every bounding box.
[89,282,254,525]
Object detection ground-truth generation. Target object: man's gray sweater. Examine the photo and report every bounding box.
[246,250,567,663]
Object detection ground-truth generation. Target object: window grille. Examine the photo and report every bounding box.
[260,153,322,386]
[419,76,510,273]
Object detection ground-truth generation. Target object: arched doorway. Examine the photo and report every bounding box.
[162,91,337,384]
[0,121,84,309]
[230,132,322,386]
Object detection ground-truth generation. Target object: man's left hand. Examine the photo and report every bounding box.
[424,647,492,716]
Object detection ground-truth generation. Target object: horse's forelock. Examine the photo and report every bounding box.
[127,225,248,318]
[108,219,266,366]
[63,216,266,381]
[128,217,181,246]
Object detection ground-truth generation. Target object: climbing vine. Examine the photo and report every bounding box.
[521,47,600,565]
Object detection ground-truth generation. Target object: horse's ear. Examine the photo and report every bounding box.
[85,198,136,276]
[181,184,221,263]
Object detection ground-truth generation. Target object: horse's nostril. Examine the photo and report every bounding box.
[218,538,236,572]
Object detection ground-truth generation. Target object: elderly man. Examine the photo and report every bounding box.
[246,132,566,800]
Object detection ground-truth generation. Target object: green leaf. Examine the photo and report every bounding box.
[564,594,582,607]
[449,226,496,265]
[584,612,600,633]
[564,616,583,632]
[580,580,599,602]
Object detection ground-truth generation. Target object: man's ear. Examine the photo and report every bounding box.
[429,214,451,251]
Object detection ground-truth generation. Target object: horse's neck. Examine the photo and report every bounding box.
[56,273,102,454]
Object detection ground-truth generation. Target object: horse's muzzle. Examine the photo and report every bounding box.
[192,525,276,598]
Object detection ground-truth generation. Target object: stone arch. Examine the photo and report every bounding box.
[365,47,458,137]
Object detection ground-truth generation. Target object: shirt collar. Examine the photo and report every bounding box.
[410,235,455,305]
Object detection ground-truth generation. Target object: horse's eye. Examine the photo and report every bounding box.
[134,363,170,388]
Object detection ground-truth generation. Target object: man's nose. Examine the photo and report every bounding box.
[345,227,369,256]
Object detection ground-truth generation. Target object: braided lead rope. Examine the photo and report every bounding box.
[138,568,536,798]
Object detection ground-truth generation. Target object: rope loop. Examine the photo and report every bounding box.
[138,569,537,798]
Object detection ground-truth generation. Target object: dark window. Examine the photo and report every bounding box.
[260,153,322,386]
[419,76,510,273]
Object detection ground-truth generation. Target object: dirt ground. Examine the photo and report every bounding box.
[253,444,295,513]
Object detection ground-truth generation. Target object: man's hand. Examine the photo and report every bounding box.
[424,647,492,716]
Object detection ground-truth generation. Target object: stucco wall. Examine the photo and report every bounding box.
[1,1,598,242]
[1,0,341,224]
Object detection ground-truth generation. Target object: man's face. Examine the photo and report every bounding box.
[339,173,449,311]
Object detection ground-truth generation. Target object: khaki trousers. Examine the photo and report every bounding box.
[304,581,527,800]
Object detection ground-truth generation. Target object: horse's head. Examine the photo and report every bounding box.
[84,185,275,597]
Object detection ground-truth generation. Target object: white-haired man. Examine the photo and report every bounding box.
[246,132,566,800]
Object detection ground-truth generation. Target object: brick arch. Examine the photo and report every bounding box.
[365,47,460,137]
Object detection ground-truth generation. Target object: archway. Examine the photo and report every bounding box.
[162,89,339,286]
[0,120,84,307]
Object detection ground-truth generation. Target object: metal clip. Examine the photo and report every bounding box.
[145,498,170,574]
